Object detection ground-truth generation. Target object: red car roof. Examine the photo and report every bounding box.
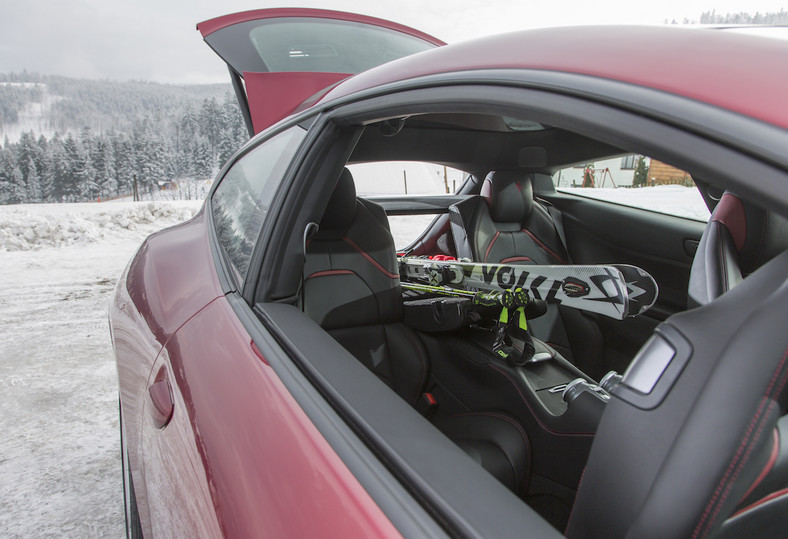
[322,26,788,131]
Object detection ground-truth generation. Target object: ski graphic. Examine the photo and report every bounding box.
[398,257,658,320]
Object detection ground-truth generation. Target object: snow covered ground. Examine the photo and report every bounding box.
[0,185,705,537]
[0,201,200,538]
[558,185,709,221]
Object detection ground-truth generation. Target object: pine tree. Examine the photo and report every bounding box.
[199,97,222,164]
[193,135,214,179]
[61,133,82,201]
[633,156,649,187]
[93,137,116,199]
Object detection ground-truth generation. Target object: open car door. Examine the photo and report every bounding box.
[197,8,446,135]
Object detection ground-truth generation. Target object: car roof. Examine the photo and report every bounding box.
[320,25,788,131]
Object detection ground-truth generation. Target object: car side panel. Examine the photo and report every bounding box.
[141,295,402,538]
[112,207,228,535]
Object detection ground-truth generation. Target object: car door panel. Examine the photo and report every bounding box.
[538,191,706,372]
[545,192,706,317]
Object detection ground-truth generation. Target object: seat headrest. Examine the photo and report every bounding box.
[481,170,534,223]
[320,168,357,231]
[714,191,788,273]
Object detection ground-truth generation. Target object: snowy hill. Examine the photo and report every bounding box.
[0,74,247,206]
[0,74,232,144]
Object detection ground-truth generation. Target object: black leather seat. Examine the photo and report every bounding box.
[304,168,531,495]
[566,191,788,538]
[449,170,603,375]
[688,190,788,308]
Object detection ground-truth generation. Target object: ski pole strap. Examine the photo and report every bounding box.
[492,291,534,365]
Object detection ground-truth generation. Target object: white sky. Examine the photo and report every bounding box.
[0,0,785,84]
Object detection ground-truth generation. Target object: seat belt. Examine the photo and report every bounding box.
[543,202,572,264]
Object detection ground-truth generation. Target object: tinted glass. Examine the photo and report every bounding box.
[205,18,435,75]
[212,126,306,280]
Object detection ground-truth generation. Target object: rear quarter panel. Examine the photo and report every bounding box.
[112,205,400,537]
[141,296,401,537]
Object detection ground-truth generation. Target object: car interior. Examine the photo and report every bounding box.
[252,109,788,536]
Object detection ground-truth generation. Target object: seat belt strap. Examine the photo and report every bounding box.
[545,203,572,264]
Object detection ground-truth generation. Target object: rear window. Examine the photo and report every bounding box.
[205,18,435,75]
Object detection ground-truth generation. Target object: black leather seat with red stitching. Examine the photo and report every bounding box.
[449,170,603,375]
[566,192,788,538]
[304,168,531,495]
[688,190,788,308]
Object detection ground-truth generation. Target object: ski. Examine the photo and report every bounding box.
[398,257,658,320]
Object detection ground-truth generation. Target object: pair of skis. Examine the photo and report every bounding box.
[399,257,658,321]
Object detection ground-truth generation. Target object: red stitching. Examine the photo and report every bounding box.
[484,231,500,263]
[738,428,780,505]
[692,345,788,538]
[342,237,399,279]
[521,228,567,264]
[306,269,354,280]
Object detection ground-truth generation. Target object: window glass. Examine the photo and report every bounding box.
[212,126,306,281]
[347,161,465,195]
[553,155,709,221]
[346,161,466,250]
[249,19,434,73]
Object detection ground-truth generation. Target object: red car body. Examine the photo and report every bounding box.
[112,9,788,538]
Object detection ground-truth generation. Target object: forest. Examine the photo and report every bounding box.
[0,73,248,204]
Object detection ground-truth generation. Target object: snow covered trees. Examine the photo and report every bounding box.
[0,93,247,204]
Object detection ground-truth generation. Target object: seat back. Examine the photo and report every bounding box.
[450,170,567,264]
[449,171,604,374]
[304,169,427,405]
[567,249,788,539]
[688,191,788,307]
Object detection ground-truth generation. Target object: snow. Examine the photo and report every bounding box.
[558,185,709,221]
[0,201,200,251]
[0,185,705,537]
[0,83,61,143]
[0,200,200,538]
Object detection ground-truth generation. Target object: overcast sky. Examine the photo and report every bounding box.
[0,0,785,84]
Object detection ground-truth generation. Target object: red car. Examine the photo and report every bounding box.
[112,9,788,538]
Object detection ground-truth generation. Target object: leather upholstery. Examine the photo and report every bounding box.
[452,171,567,265]
[688,191,788,307]
[304,168,531,491]
[434,412,531,495]
[450,171,602,373]
[566,245,788,539]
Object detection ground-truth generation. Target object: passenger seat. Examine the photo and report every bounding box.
[449,170,604,376]
[303,168,531,495]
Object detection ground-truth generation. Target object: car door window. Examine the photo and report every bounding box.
[211,125,306,282]
[553,154,710,221]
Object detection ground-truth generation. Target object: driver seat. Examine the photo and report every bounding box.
[566,192,788,538]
